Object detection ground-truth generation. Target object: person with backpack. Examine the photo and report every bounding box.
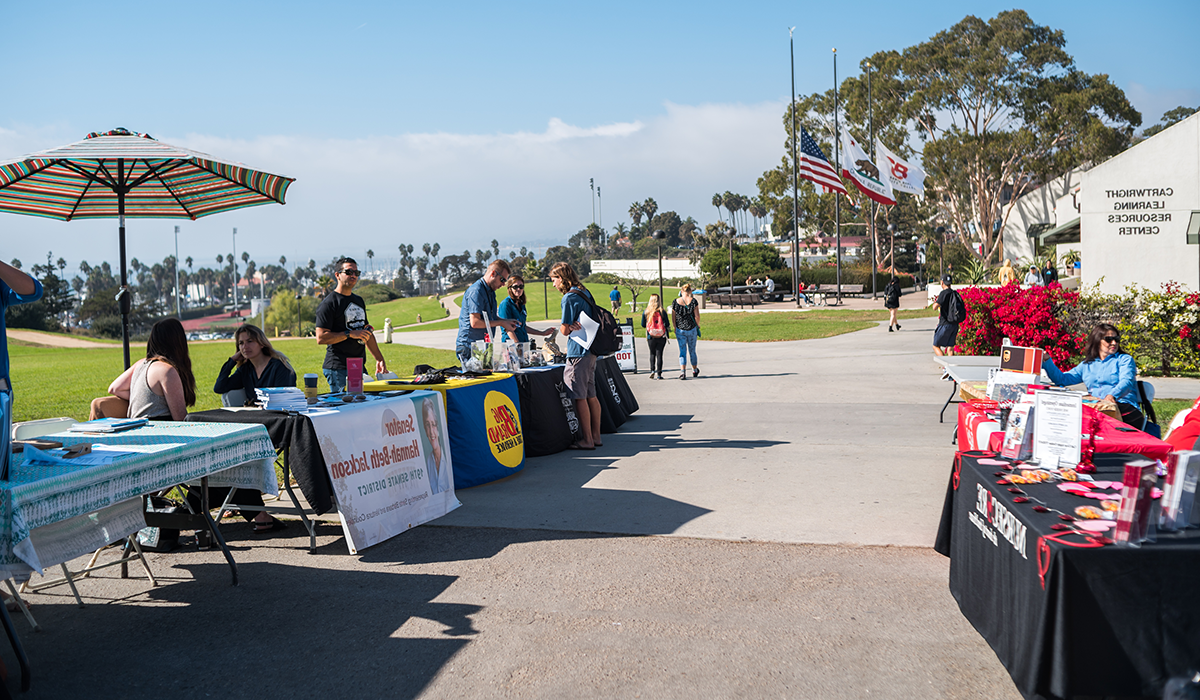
[641,293,671,379]
[932,274,964,357]
[609,285,622,315]
[672,283,701,379]
[883,275,902,332]
[551,261,602,449]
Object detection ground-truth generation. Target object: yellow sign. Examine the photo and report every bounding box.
[484,390,524,468]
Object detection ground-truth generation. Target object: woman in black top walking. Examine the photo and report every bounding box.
[883,276,902,332]
[671,284,701,379]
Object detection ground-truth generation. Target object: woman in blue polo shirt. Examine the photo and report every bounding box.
[497,275,553,344]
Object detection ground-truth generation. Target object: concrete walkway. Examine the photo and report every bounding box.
[6,317,1046,698]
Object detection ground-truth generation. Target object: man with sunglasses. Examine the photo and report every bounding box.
[316,257,386,392]
[456,260,518,364]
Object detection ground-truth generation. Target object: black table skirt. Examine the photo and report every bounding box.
[186,409,334,514]
[936,451,1200,699]
[595,355,638,433]
[514,367,577,457]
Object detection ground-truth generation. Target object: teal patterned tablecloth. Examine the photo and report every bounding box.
[1,421,276,575]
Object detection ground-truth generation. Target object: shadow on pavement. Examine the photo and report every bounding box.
[9,560,474,700]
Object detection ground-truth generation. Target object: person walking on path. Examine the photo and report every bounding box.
[883,276,902,332]
[672,283,701,379]
[455,260,518,365]
[551,262,602,450]
[932,275,964,359]
[1023,264,1043,286]
[609,285,622,315]
[316,257,387,392]
[641,293,671,379]
[998,259,1016,286]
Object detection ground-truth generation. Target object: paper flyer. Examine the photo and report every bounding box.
[569,310,599,350]
[1032,390,1083,466]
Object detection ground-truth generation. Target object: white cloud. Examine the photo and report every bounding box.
[0,100,786,275]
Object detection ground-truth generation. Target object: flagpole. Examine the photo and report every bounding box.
[833,48,841,304]
[868,61,877,300]
[789,28,801,305]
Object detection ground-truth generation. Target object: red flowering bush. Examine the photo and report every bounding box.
[954,284,1084,364]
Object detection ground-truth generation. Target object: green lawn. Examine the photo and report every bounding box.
[396,317,460,333]
[7,338,458,422]
[367,295,450,327]
[1154,398,1191,426]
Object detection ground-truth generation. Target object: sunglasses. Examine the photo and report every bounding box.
[510,285,524,290]
[1102,336,1120,343]
[340,269,361,277]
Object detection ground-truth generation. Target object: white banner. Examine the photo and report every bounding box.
[308,392,460,554]
[616,322,637,372]
[875,139,926,197]
[840,132,896,206]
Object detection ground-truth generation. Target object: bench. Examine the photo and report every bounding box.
[806,284,866,305]
[709,293,760,309]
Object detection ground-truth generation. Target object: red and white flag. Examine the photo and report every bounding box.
[876,139,926,197]
[840,132,895,205]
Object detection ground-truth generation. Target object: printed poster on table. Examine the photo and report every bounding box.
[615,321,636,372]
[309,392,459,554]
[1032,390,1083,466]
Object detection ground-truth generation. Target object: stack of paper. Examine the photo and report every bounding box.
[254,387,308,411]
[68,417,149,433]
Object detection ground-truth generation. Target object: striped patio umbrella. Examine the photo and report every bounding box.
[0,127,295,366]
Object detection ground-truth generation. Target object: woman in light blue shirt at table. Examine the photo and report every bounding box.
[1042,323,1144,427]
[496,275,553,344]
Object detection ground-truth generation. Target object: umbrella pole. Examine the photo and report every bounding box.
[118,186,131,369]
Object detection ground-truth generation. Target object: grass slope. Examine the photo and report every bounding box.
[631,307,938,342]
[8,338,458,422]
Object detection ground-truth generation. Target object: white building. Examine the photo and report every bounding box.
[999,111,1200,294]
[590,258,700,281]
[1080,111,1200,293]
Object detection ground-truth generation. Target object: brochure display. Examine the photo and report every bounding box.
[986,369,1039,404]
[1161,450,1200,530]
[1114,459,1158,545]
[1000,395,1036,461]
[1032,390,1083,466]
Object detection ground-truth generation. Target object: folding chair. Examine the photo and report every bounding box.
[1137,380,1160,437]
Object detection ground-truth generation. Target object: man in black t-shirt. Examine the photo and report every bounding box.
[315,257,387,392]
[931,274,961,358]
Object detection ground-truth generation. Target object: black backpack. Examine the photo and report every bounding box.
[569,289,622,356]
[946,290,966,324]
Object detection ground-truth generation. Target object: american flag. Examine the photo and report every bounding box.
[799,126,847,195]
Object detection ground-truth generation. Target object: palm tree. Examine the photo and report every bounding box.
[490,239,499,259]
[366,249,374,274]
[628,202,643,235]
[185,256,193,273]
[422,242,432,260]
[749,198,767,238]
[612,222,629,242]
[712,193,724,222]
[278,255,286,270]
[642,198,658,232]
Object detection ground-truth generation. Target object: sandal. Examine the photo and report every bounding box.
[252,518,287,533]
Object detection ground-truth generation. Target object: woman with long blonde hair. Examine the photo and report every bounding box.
[213,323,297,397]
[641,293,671,379]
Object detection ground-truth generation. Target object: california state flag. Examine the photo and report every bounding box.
[840,132,896,205]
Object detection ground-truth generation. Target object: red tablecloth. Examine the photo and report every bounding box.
[957,401,1001,451]
[985,405,1172,462]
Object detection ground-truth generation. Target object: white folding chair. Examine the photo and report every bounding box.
[11,418,158,609]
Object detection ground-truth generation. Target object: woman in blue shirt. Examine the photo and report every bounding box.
[1042,323,1144,427]
[496,275,553,344]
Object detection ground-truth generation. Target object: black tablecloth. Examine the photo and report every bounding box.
[513,367,577,457]
[935,452,1200,699]
[595,355,638,433]
[186,409,334,514]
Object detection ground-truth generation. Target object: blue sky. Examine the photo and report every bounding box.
[3,0,1198,279]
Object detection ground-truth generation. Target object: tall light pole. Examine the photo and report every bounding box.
[173,225,181,318]
[833,48,842,304]
[232,227,239,309]
[590,178,595,224]
[728,227,737,292]
[789,27,801,306]
[867,60,877,300]
[651,229,666,304]
[597,186,603,235]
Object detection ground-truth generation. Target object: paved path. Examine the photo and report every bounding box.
[0,317,1059,698]
[8,330,112,348]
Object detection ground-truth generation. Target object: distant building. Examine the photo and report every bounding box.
[590,258,700,281]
